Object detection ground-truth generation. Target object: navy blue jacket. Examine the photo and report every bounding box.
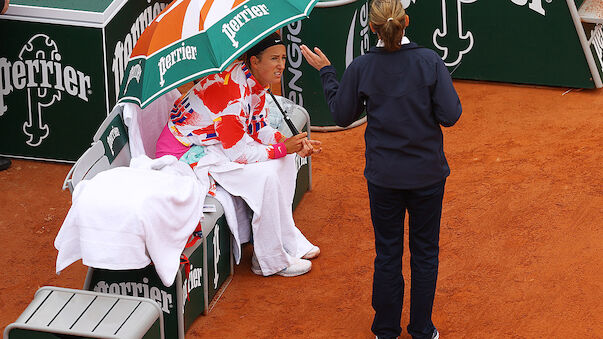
[319,42,462,189]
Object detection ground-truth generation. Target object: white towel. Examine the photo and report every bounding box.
[122,90,181,158]
[213,186,252,264]
[55,155,204,287]
[122,97,254,263]
[120,92,307,269]
[202,148,314,275]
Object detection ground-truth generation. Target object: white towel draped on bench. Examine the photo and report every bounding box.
[121,95,314,274]
[55,92,312,283]
[55,156,203,287]
[121,96,255,264]
[192,145,314,276]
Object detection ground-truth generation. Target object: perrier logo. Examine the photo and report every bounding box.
[403,0,548,67]
[0,34,92,147]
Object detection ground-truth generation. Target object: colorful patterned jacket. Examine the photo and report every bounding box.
[167,61,284,164]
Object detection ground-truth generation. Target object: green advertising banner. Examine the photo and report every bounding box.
[0,21,105,161]
[402,0,601,88]
[205,216,231,307]
[0,0,169,162]
[9,0,114,12]
[88,266,182,339]
[282,0,377,127]
[281,0,601,128]
[85,216,233,339]
[105,0,170,109]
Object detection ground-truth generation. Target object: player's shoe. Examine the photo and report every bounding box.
[375,328,437,339]
[302,246,320,259]
[251,255,312,277]
[275,258,311,277]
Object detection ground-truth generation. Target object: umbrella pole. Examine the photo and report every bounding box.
[267,89,300,136]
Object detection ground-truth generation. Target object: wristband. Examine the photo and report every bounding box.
[268,142,287,159]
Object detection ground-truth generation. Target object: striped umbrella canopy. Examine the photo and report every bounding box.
[118,0,318,108]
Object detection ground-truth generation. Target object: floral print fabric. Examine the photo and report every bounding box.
[167,61,284,164]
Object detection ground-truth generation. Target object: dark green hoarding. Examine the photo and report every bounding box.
[281,0,601,128]
[0,0,169,162]
[282,0,377,127]
[403,0,602,89]
[85,216,232,339]
[0,22,105,161]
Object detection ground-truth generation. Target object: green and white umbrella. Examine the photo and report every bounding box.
[118,0,319,108]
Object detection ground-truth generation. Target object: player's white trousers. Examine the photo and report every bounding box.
[209,154,314,276]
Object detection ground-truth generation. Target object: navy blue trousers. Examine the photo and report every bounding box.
[368,179,445,339]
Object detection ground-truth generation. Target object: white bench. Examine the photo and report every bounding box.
[4,286,164,339]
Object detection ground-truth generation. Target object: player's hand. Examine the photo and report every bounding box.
[296,138,322,158]
[307,139,323,155]
[284,132,308,154]
[300,45,331,71]
[296,138,312,158]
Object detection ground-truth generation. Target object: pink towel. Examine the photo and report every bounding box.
[155,124,190,159]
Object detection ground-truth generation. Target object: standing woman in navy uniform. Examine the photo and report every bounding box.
[301,0,461,338]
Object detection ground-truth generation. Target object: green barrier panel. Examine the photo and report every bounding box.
[87,266,182,339]
[0,0,170,162]
[281,0,377,128]
[205,216,232,312]
[97,111,128,165]
[402,0,603,89]
[84,214,232,339]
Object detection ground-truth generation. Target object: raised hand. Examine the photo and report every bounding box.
[300,45,331,71]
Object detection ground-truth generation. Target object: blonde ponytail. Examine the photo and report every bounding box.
[369,0,407,52]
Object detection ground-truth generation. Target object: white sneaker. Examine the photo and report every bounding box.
[276,258,312,277]
[251,255,312,277]
[302,246,320,259]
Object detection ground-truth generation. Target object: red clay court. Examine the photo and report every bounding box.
[0,80,602,338]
